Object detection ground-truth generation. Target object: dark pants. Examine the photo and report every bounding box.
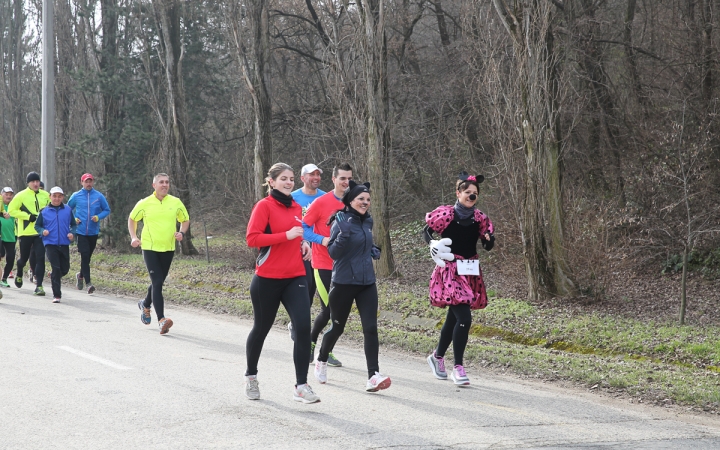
[246,275,311,385]
[77,235,98,285]
[310,269,332,343]
[1,241,16,280]
[45,245,70,298]
[436,304,472,366]
[140,250,174,321]
[318,283,379,378]
[17,235,45,286]
[304,259,317,304]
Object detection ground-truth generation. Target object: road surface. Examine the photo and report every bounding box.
[2,284,720,449]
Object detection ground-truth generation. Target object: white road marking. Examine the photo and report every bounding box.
[58,346,133,370]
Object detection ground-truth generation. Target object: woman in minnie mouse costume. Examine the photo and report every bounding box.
[422,172,495,385]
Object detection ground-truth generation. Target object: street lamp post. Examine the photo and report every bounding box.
[41,0,55,188]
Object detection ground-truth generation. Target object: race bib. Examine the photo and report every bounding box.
[456,259,479,276]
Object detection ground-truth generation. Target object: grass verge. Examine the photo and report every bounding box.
[71,240,720,415]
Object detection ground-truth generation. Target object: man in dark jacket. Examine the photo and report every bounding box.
[35,187,76,303]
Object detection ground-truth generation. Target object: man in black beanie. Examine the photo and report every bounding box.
[8,172,50,294]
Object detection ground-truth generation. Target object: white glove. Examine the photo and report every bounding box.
[429,238,453,267]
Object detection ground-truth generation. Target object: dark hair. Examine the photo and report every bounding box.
[263,163,294,194]
[456,179,480,192]
[333,163,353,178]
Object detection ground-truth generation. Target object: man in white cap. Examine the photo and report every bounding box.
[35,186,76,303]
[288,163,325,342]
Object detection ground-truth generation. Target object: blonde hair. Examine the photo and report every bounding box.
[263,163,294,194]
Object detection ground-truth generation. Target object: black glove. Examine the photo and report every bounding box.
[371,245,381,260]
[482,233,495,251]
[338,218,352,234]
[29,213,37,222]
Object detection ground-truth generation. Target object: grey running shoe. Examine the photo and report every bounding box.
[75,272,84,290]
[366,372,391,392]
[138,301,152,325]
[314,361,327,384]
[450,365,470,386]
[87,285,95,294]
[293,384,320,404]
[245,375,260,400]
[327,353,342,367]
[309,342,316,364]
[427,352,448,380]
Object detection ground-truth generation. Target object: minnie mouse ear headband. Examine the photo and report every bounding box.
[342,180,371,206]
[458,171,484,184]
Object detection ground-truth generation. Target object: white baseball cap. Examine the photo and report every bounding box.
[300,164,323,176]
[49,186,64,195]
[1,187,13,194]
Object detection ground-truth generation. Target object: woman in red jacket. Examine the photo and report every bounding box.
[245,163,320,404]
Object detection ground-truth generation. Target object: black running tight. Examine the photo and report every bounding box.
[140,250,174,320]
[435,304,472,366]
[310,269,332,343]
[1,241,15,280]
[17,235,45,285]
[246,275,311,385]
[317,283,379,379]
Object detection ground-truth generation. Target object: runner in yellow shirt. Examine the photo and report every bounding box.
[128,173,189,335]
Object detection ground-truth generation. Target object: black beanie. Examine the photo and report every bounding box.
[342,180,370,206]
[26,172,40,183]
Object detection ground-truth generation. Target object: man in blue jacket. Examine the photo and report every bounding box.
[35,187,76,303]
[68,173,111,294]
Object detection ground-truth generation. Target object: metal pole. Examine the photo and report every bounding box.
[204,219,210,264]
[41,0,55,188]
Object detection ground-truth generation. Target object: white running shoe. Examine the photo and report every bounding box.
[366,372,391,392]
[245,375,260,400]
[293,384,320,403]
[427,352,448,380]
[314,361,328,384]
[451,365,471,386]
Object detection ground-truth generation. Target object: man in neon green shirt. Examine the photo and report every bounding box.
[8,172,50,295]
[128,173,190,335]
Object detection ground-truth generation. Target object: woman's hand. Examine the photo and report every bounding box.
[286,226,304,240]
[301,241,312,261]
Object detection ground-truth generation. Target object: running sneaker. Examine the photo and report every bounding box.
[427,352,448,380]
[34,286,45,296]
[288,321,296,342]
[158,317,174,335]
[327,353,342,367]
[8,271,13,278]
[52,297,61,303]
[293,384,321,404]
[28,269,33,283]
[309,341,316,364]
[451,365,470,386]
[87,285,96,294]
[245,375,260,400]
[14,276,22,288]
[366,372,392,392]
[75,272,84,290]
[138,300,152,325]
[314,361,327,384]
[0,280,9,288]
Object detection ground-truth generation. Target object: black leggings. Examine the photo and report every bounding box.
[45,245,70,298]
[303,259,317,304]
[318,283,379,379]
[435,304,472,366]
[77,235,98,284]
[140,250,174,320]
[246,275,311,385]
[1,241,16,280]
[310,269,332,343]
[17,235,45,286]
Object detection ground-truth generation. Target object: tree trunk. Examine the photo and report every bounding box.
[155,0,198,255]
[233,0,272,203]
[358,0,397,277]
[679,244,688,325]
[493,0,578,300]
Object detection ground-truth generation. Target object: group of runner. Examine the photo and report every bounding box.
[243,162,494,404]
[0,171,109,303]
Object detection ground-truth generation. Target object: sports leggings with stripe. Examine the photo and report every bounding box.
[310,269,332,343]
[246,275,311,385]
[435,304,472,366]
[317,282,379,379]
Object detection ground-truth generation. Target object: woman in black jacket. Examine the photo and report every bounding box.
[313,181,391,393]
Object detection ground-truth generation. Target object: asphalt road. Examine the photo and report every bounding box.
[2,283,720,449]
